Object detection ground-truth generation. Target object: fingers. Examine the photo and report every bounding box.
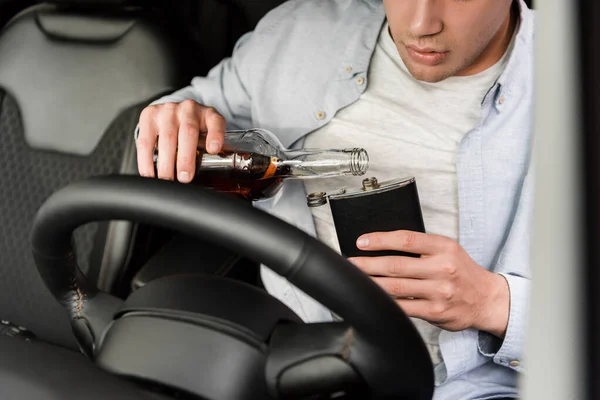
[201,106,226,154]
[156,105,178,180]
[356,230,456,256]
[176,102,201,183]
[372,277,434,299]
[349,255,435,279]
[136,107,158,178]
[135,100,227,183]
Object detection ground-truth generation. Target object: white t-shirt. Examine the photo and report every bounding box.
[303,22,513,367]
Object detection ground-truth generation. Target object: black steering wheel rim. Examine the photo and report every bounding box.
[30,175,434,398]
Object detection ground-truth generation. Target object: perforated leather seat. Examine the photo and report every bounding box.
[0,2,189,349]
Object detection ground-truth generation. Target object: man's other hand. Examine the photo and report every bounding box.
[349,230,510,338]
[136,100,226,183]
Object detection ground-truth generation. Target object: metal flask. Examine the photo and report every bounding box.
[307,176,426,258]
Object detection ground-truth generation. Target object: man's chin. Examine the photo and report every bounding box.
[404,64,454,83]
[401,57,457,83]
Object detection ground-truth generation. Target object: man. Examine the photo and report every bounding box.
[135,0,534,398]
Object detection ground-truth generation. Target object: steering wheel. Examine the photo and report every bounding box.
[30,175,434,399]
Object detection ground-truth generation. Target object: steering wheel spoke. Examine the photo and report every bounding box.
[266,321,368,398]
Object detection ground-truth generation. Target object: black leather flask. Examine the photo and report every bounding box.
[307,176,426,258]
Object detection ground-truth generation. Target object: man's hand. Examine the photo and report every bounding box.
[349,230,510,338]
[136,100,227,183]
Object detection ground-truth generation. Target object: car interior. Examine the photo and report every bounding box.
[0,0,593,399]
[0,0,290,350]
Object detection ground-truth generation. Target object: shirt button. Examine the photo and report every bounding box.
[316,111,326,120]
[498,95,506,105]
[345,66,352,73]
[509,360,520,367]
[356,76,365,86]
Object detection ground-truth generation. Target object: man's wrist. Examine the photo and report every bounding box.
[474,272,510,338]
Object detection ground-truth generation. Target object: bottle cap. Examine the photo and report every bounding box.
[306,192,328,207]
[362,177,380,190]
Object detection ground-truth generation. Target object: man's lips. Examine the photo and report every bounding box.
[406,45,448,66]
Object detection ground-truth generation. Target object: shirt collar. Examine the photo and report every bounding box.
[493,0,535,110]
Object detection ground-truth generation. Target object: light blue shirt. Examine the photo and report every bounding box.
[145,0,534,398]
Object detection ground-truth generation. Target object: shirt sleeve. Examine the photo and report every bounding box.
[477,159,534,373]
[138,30,255,133]
[478,272,529,373]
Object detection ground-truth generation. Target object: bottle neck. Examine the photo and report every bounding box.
[275,148,369,178]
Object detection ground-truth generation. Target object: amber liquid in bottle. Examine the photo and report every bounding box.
[151,128,369,201]
[189,150,292,201]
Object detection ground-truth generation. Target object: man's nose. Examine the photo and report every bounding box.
[409,1,443,38]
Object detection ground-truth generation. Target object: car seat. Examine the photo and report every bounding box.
[0,0,191,349]
[0,0,290,350]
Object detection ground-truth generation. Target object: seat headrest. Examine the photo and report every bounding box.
[37,10,135,42]
[0,6,183,156]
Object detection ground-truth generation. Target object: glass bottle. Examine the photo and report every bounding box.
[153,129,369,201]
